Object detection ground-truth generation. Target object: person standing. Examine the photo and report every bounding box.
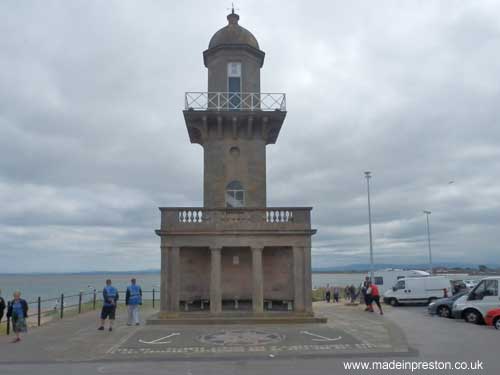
[98,279,119,332]
[6,291,28,343]
[362,276,372,311]
[0,289,6,323]
[350,284,356,303]
[126,278,142,326]
[344,285,350,302]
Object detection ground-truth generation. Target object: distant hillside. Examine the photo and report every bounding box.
[0,269,162,276]
[312,263,500,273]
[4,263,499,276]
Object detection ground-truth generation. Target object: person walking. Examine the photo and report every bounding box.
[333,287,340,303]
[6,291,28,343]
[98,279,119,332]
[325,288,331,303]
[126,278,142,326]
[0,289,6,323]
[369,281,383,315]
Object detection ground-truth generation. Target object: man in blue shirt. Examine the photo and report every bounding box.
[125,278,142,326]
[98,279,119,332]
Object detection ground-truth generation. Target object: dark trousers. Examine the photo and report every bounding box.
[372,296,382,311]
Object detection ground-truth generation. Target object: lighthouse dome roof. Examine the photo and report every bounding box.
[208,11,260,50]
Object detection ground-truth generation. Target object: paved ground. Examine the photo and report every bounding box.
[106,303,409,360]
[1,302,499,374]
[0,302,407,363]
[385,304,500,371]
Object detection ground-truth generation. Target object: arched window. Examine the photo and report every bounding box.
[226,180,245,208]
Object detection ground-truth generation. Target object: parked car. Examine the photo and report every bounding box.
[428,291,468,318]
[484,308,500,329]
[383,276,451,306]
[452,276,500,324]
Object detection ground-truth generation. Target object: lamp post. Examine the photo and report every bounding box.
[423,210,432,274]
[364,171,374,282]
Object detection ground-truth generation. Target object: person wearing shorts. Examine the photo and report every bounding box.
[98,279,119,332]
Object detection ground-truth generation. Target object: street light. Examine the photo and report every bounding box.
[364,171,374,282]
[423,210,433,274]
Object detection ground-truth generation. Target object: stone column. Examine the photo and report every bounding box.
[166,246,180,312]
[210,247,222,314]
[303,246,313,313]
[160,245,168,312]
[251,247,264,313]
[293,246,305,312]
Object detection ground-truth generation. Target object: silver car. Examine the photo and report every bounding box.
[428,291,468,318]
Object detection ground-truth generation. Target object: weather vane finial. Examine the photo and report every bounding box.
[227,2,239,14]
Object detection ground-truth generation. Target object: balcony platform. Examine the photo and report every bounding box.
[185,92,286,112]
[156,207,316,235]
[183,92,287,145]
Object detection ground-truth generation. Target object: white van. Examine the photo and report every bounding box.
[370,269,430,295]
[452,276,500,324]
[383,276,451,306]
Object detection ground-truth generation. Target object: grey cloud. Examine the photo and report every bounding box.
[1,0,500,272]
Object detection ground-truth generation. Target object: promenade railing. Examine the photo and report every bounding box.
[2,289,159,335]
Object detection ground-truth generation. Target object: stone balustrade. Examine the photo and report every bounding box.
[159,207,312,232]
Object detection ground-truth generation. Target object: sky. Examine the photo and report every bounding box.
[1,0,500,273]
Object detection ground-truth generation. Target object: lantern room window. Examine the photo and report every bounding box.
[227,62,241,110]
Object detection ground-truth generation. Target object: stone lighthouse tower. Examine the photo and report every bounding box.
[185,9,286,209]
[154,10,320,323]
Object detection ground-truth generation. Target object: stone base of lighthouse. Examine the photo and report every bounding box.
[148,219,325,325]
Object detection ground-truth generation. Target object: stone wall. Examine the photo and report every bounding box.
[179,247,210,301]
[263,247,294,300]
[221,247,253,300]
[204,137,266,208]
[205,49,261,94]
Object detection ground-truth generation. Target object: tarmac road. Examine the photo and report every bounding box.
[2,304,499,374]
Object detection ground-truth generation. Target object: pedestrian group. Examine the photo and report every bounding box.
[323,278,383,315]
[0,278,143,343]
[98,278,143,332]
[362,276,383,315]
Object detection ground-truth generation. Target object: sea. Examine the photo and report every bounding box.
[0,272,366,308]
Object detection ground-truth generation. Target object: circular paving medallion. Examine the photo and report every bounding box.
[197,329,284,346]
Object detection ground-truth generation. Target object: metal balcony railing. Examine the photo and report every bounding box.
[185,92,286,111]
